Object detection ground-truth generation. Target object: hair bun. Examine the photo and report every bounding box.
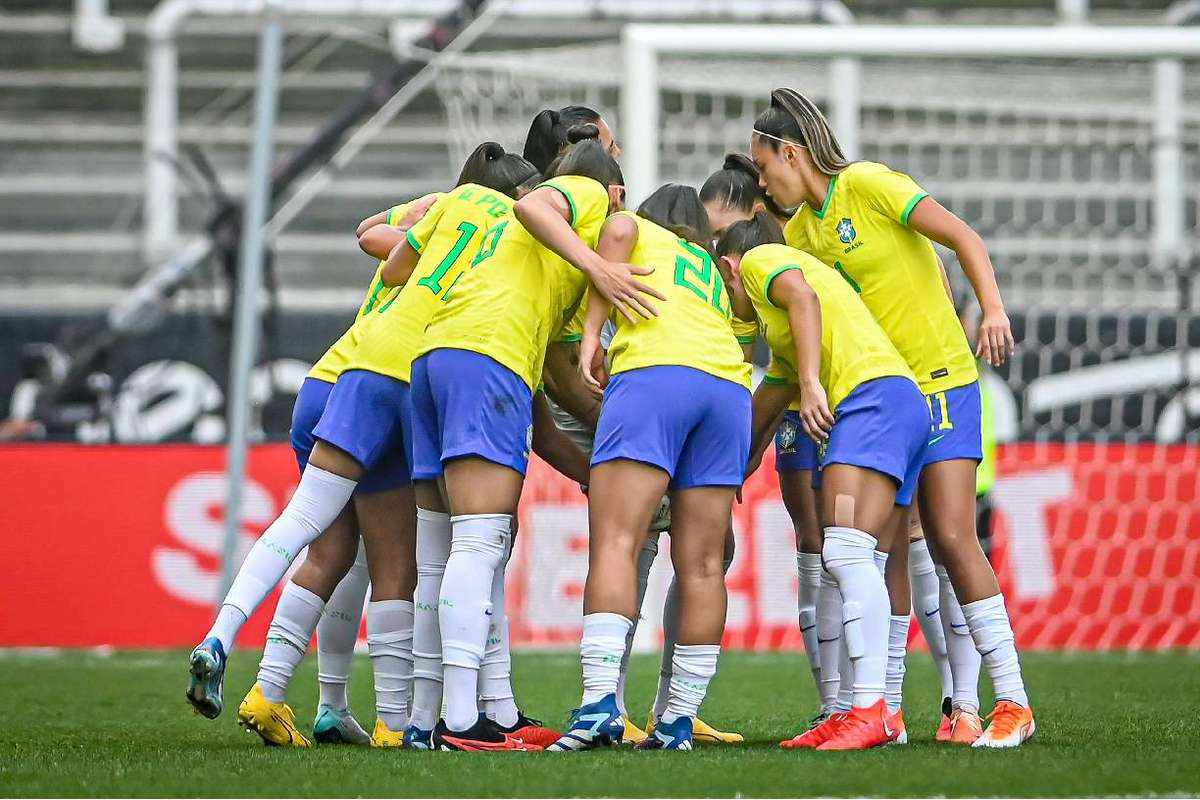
[723,153,759,177]
[566,123,600,144]
[480,141,505,161]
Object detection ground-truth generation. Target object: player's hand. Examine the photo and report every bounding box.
[588,260,665,323]
[395,192,439,231]
[976,306,1015,367]
[579,332,609,396]
[799,382,834,443]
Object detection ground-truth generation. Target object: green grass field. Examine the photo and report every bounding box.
[2,648,1197,797]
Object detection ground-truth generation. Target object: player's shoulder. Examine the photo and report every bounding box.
[841,160,893,185]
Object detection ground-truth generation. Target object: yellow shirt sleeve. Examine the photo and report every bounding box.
[849,165,930,226]
[764,356,797,385]
[539,175,611,247]
[731,315,757,345]
[404,194,450,253]
[557,293,587,343]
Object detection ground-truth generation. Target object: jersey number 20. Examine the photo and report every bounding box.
[673,241,731,317]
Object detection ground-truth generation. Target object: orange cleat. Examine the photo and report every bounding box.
[936,698,953,742]
[947,707,984,745]
[780,711,846,749]
[972,700,1035,749]
[886,708,908,745]
[500,713,561,750]
[816,699,902,751]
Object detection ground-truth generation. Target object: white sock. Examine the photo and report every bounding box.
[886,614,910,713]
[410,508,451,731]
[662,644,720,725]
[209,465,356,651]
[908,539,952,704]
[206,605,248,655]
[316,540,369,711]
[480,538,518,728]
[367,599,414,731]
[617,534,659,717]
[655,556,732,718]
[816,569,844,714]
[257,581,324,703]
[439,513,511,732]
[797,551,822,698]
[823,527,889,709]
[938,565,982,712]
[962,593,1029,707]
[581,612,632,705]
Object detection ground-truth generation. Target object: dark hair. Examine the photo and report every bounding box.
[753,88,850,175]
[637,183,711,247]
[548,124,624,188]
[457,141,542,199]
[715,211,786,259]
[699,153,787,219]
[522,105,603,174]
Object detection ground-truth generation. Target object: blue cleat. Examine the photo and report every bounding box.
[185,637,226,719]
[313,704,371,745]
[636,715,694,751]
[404,725,434,750]
[546,693,625,752]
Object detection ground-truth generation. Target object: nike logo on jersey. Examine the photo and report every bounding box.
[928,434,947,446]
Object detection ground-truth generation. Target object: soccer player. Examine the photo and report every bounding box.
[717,213,926,750]
[547,184,750,753]
[409,127,658,751]
[523,105,621,173]
[185,143,540,746]
[751,87,1034,748]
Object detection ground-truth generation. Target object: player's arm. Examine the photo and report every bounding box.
[357,193,439,259]
[513,186,664,323]
[381,238,420,287]
[746,379,794,479]
[542,342,600,429]
[907,198,1014,367]
[579,214,638,393]
[768,270,834,442]
[531,392,591,486]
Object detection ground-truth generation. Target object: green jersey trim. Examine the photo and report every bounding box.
[762,374,790,385]
[811,173,838,220]
[736,334,757,344]
[763,264,804,309]
[405,229,424,253]
[900,192,929,226]
[559,333,583,343]
[541,180,579,227]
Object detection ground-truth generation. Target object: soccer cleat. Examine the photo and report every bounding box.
[635,715,693,751]
[236,683,312,747]
[623,717,649,746]
[692,717,745,745]
[432,716,539,751]
[886,708,909,745]
[313,705,371,745]
[946,706,984,745]
[547,694,625,752]
[972,700,1035,748]
[185,637,227,719]
[936,698,953,742]
[369,718,405,748]
[816,699,902,751]
[497,713,561,750]
[403,725,434,750]
[779,711,845,749]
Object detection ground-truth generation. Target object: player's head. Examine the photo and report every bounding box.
[457,141,543,199]
[550,124,626,213]
[714,211,787,320]
[751,88,849,208]
[637,183,712,248]
[700,153,787,239]
[523,105,620,174]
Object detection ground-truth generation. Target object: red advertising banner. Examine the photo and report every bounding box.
[1,443,1197,650]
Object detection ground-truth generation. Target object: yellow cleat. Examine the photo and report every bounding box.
[370,718,405,748]
[646,711,744,744]
[623,717,649,746]
[237,683,311,747]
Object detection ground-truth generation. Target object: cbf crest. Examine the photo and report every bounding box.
[837,217,856,244]
[776,418,798,452]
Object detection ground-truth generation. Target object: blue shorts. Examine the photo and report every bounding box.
[818,376,930,507]
[592,365,751,489]
[774,411,818,473]
[923,381,984,466]
[311,369,412,494]
[290,377,333,473]
[409,348,533,480]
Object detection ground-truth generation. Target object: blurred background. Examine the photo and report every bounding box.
[0,0,1197,654]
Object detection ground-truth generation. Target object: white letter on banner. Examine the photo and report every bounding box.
[991,469,1074,600]
[524,505,590,632]
[754,500,798,627]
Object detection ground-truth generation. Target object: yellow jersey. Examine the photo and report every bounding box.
[604,213,751,390]
[307,200,425,383]
[342,184,513,383]
[783,161,977,395]
[742,243,916,412]
[418,175,611,391]
[731,314,757,346]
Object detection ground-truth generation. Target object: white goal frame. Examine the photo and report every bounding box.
[620,24,1200,264]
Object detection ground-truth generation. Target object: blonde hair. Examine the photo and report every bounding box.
[753,88,850,176]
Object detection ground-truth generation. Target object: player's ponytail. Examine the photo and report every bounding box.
[700,153,787,219]
[457,141,543,200]
[637,183,712,249]
[522,104,603,174]
[715,211,786,259]
[550,124,624,189]
[753,88,850,176]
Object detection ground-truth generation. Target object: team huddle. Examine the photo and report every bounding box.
[185,88,1036,753]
